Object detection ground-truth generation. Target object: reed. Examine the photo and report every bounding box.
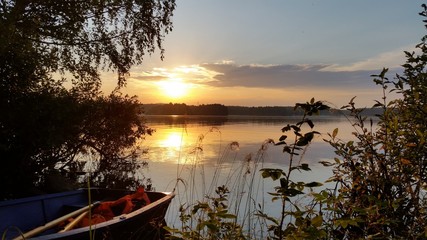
[155,99,333,240]
[161,126,291,239]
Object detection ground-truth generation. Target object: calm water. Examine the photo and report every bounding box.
[138,115,359,231]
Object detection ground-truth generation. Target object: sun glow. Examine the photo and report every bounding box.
[158,78,189,99]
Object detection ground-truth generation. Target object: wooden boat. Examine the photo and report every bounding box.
[0,188,174,240]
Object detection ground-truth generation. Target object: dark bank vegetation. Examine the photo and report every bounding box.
[0,0,176,199]
[143,103,383,117]
[144,103,229,116]
[165,5,427,240]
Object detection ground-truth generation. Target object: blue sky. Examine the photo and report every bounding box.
[110,1,426,107]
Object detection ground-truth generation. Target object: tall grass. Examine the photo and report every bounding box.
[160,125,285,239]
[157,100,333,239]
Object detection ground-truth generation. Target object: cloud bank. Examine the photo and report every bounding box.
[130,46,409,92]
[199,62,380,89]
[125,46,408,106]
[322,44,415,72]
[131,62,404,93]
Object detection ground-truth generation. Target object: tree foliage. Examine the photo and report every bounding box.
[0,0,175,90]
[0,0,175,199]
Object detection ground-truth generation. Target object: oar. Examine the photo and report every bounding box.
[13,201,100,240]
[58,210,89,233]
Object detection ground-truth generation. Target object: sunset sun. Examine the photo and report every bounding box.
[158,78,189,99]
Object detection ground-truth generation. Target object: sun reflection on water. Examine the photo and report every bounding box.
[146,125,224,164]
[160,131,184,149]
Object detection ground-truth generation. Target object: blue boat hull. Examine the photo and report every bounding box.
[0,189,174,239]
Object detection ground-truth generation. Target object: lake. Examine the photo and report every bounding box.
[138,115,358,234]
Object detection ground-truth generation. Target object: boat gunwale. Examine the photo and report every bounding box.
[0,190,84,207]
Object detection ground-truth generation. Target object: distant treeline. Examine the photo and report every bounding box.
[142,103,383,116]
[228,106,307,116]
[143,103,228,115]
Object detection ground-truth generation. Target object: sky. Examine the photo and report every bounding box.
[104,0,426,108]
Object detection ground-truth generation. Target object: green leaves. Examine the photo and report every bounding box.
[311,214,323,228]
[166,186,245,239]
[261,168,286,180]
[334,218,359,228]
[192,202,209,214]
[304,182,323,188]
[278,100,324,158]
[296,131,319,146]
[279,135,287,141]
[291,163,311,172]
[332,128,338,138]
[295,98,331,116]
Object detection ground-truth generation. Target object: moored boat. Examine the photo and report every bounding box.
[0,188,174,239]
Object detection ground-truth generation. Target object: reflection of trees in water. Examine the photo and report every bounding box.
[144,115,353,128]
[145,115,228,127]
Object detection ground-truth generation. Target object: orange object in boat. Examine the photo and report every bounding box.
[79,187,151,227]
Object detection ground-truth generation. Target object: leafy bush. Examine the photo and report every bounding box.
[324,39,427,240]
[322,6,427,238]
[259,98,329,240]
[256,49,427,238]
[262,6,427,238]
